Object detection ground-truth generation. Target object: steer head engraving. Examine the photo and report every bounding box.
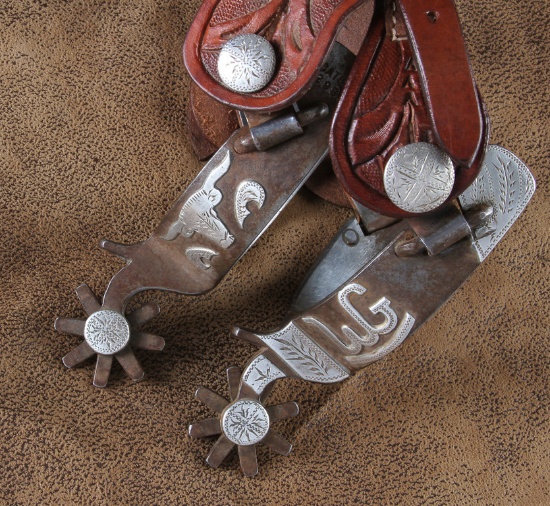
[163,149,235,248]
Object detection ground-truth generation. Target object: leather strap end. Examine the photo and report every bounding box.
[397,0,485,167]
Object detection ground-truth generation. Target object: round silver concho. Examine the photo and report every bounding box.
[384,142,455,214]
[222,399,270,446]
[217,34,276,93]
[84,310,130,355]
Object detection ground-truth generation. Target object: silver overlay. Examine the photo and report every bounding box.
[222,400,270,445]
[186,247,218,270]
[459,145,536,262]
[259,322,349,383]
[242,355,286,395]
[84,310,130,355]
[163,149,234,248]
[235,180,266,228]
[384,142,455,213]
[217,34,276,93]
[301,281,416,367]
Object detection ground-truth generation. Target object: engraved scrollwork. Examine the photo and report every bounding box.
[163,149,235,248]
[186,247,219,270]
[235,180,266,228]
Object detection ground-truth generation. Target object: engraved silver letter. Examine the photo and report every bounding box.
[339,284,398,346]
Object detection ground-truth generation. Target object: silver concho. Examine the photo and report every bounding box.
[217,34,276,93]
[222,399,270,445]
[84,310,130,355]
[384,142,455,213]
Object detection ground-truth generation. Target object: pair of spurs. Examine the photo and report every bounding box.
[56,0,535,475]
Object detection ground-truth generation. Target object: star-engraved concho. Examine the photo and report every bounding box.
[55,284,165,387]
[222,399,270,445]
[84,310,130,355]
[217,34,276,93]
[384,142,455,213]
[189,367,299,476]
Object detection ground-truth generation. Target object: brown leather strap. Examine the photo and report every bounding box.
[330,0,489,217]
[183,0,368,113]
[397,0,484,166]
[187,83,240,161]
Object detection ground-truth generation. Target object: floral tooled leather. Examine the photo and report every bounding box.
[330,1,489,217]
[184,0,368,112]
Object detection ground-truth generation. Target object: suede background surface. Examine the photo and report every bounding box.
[0,1,548,504]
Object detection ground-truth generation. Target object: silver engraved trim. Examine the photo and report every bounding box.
[301,282,416,368]
[459,145,536,262]
[217,34,276,93]
[302,317,361,354]
[260,322,349,383]
[84,310,130,355]
[235,180,266,229]
[222,399,270,446]
[384,142,455,213]
[346,313,416,368]
[163,149,235,248]
[186,247,219,270]
[339,284,397,346]
[242,355,286,395]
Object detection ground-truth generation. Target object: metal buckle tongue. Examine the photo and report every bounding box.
[54,43,355,387]
[189,145,535,475]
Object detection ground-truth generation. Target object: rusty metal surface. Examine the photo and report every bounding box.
[56,44,356,386]
[189,145,536,474]
[101,114,331,310]
[234,104,329,154]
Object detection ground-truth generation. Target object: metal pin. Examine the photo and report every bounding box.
[342,228,360,246]
[234,104,329,154]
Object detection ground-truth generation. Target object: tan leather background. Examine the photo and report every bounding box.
[0,1,548,504]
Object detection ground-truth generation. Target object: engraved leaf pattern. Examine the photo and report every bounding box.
[274,333,331,377]
[254,365,273,382]
[197,206,222,233]
[494,156,518,214]
[458,146,535,262]
[460,168,493,213]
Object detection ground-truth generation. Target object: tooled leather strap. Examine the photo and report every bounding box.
[183,0,368,112]
[397,0,484,166]
[330,0,490,217]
